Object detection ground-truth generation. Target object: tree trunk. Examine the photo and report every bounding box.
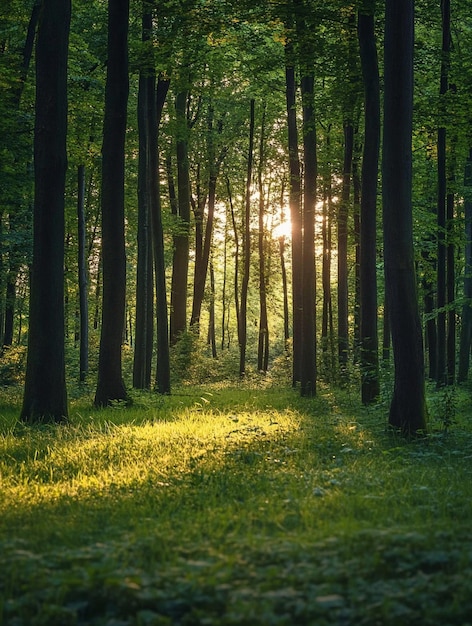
[94,0,129,407]
[239,98,255,378]
[21,0,70,422]
[133,12,155,390]
[436,0,450,387]
[257,103,269,373]
[458,149,472,382]
[170,88,191,344]
[446,136,456,385]
[383,0,428,434]
[152,74,171,394]
[358,7,380,404]
[338,122,353,369]
[208,260,217,359]
[300,74,317,396]
[227,176,240,341]
[285,42,303,386]
[77,164,89,382]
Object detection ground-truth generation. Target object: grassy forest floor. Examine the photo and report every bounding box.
[1,378,472,625]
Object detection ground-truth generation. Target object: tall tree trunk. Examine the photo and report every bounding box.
[227,176,240,340]
[239,98,255,377]
[190,109,224,330]
[21,0,70,422]
[446,135,456,385]
[77,164,89,382]
[458,149,472,382]
[94,0,130,407]
[436,0,450,387]
[352,146,361,364]
[208,260,217,359]
[383,0,428,434]
[338,122,353,369]
[170,88,191,344]
[358,6,380,404]
[257,103,269,372]
[300,74,317,396]
[152,74,171,394]
[133,12,155,390]
[285,41,303,386]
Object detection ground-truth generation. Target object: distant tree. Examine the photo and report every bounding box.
[458,149,472,382]
[382,0,428,434]
[21,0,71,422]
[94,0,130,407]
[77,164,89,382]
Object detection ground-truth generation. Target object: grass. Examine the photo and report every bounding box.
[1,381,472,625]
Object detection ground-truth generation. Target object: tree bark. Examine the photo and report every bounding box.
[94,0,129,407]
[358,7,380,404]
[383,0,428,434]
[21,0,70,422]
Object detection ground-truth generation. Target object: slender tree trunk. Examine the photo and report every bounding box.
[358,7,380,404]
[458,149,472,382]
[338,122,353,370]
[94,0,130,407]
[446,136,456,385]
[77,164,89,382]
[170,88,191,344]
[152,74,171,394]
[383,0,428,434]
[300,74,317,396]
[21,0,70,422]
[436,0,450,387]
[239,98,255,377]
[227,176,240,339]
[257,103,269,372]
[133,62,154,389]
[285,42,303,386]
[352,147,361,364]
[208,260,217,359]
[190,110,224,330]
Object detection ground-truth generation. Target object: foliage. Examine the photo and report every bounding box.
[2,384,472,624]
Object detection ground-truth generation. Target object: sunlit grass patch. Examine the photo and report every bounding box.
[2,384,472,624]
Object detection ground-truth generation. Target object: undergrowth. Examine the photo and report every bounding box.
[1,383,472,625]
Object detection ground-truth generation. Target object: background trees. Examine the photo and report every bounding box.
[1,0,472,428]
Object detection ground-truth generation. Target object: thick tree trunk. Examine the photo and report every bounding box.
[239,99,255,378]
[383,0,428,434]
[21,0,70,422]
[170,88,191,344]
[77,164,89,382]
[285,42,303,386]
[94,0,129,407]
[358,8,380,404]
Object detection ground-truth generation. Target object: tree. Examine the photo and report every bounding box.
[20,0,71,422]
[94,0,130,407]
[77,164,89,382]
[382,0,428,434]
[358,3,380,404]
[239,98,255,377]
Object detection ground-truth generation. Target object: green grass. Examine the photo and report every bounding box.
[1,382,472,625]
